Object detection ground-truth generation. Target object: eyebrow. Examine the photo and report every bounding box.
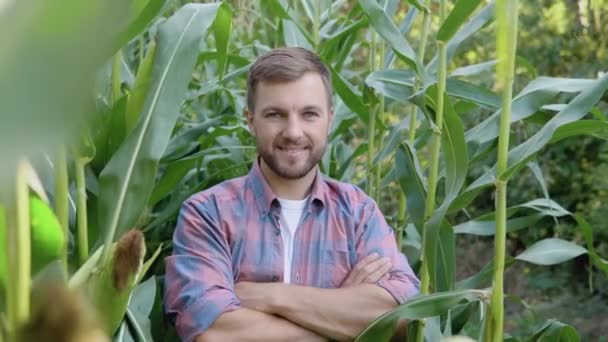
[259,105,324,113]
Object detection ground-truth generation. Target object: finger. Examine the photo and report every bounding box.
[342,253,380,287]
[354,257,391,285]
[363,260,392,283]
[353,253,380,272]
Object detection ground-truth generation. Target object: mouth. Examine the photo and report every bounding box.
[277,145,308,155]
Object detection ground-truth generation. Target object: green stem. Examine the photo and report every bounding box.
[54,148,69,270]
[367,32,378,197]
[397,191,406,250]
[7,161,31,340]
[492,1,518,341]
[399,0,432,259]
[416,1,447,341]
[375,42,385,201]
[138,35,144,67]
[75,160,89,266]
[112,51,122,105]
[408,0,432,144]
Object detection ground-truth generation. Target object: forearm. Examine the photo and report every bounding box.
[270,284,397,341]
[196,308,327,342]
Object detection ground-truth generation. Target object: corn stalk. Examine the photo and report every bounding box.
[398,0,433,249]
[75,159,89,266]
[367,31,378,197]
[5,161,31,341]
[491,1,519,340]
[53,148,69,270]
[416,0,448,341]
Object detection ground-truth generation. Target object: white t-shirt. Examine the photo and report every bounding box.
[277,196,308,284]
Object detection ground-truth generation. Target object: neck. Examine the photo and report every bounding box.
[259,160,316,200]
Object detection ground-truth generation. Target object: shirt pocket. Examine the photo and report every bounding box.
[321,249,355,288]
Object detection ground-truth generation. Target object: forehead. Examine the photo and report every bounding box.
[254,73,330,112]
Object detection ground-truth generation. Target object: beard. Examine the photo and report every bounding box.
[257,136,327,180]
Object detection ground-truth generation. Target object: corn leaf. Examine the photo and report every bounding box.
[515,238,588,266]
[395,143,427,229]
[357,0,418,70]
[98,3,224,247]
[213,3,233,80]
[437,0,483,42]
[125,42,157,136]
[355,289,488,342]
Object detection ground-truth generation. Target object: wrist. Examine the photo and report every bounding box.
[267,283,290,314]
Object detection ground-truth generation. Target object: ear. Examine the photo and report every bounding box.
[245,109,256,137]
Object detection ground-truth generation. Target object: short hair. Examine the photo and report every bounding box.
[246,47,333,112]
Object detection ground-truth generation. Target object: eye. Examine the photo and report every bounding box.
[303,111,319,119]
[265,112,281,118]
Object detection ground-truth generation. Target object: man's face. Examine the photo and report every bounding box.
[246,72,333,180]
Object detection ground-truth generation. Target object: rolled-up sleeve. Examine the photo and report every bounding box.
[356,198,420,304]
[164,197,240,342]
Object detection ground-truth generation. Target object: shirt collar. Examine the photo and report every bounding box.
[247,158,327,213]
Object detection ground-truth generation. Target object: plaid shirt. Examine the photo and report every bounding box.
[164,160,420,341]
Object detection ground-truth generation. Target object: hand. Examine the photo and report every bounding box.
[341,253,392,288]
[234,281,278,314]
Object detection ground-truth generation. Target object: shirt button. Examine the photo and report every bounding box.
[272,275,279,282]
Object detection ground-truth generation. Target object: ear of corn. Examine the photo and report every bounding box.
[29,196,65,275]
[0,196,65,291]
[69,229,162,335]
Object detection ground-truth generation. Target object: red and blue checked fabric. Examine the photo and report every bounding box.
[164,160,420,342]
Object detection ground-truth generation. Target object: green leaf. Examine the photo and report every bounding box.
[357,0,418,70]
[365,70,415,104]
[446,78,501,109]
[262,0,313,45]
[124,276,157,342]
[428,2,495,73]
[550,120,608,142]
[435,221,455,292]
[0,0,131,187]
[575,215,608,276]
[423,86,468,290]
[283,19,313,49]
[437,0,483,42]
[330,65,370,124]
[502,75,608,180]
[355,289,488,342]
[515,238,587,266]
[451,60,497,77]
[213,3,233,80]
[98,3,223,246]
[125,41,157,136]
[119,0,168,49]
[395,144,427,228]
[456,257,516,290]
[466,77,598,147]
[406,0,428,13]
[527,319,580,342]
[454,213,545,236]
[453,76,608,213]
[319,18,367,59]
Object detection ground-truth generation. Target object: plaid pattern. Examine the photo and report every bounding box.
[164,160,420,341]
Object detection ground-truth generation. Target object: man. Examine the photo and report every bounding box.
[164,47,420,342]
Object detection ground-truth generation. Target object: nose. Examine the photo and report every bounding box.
[282,114,304,140]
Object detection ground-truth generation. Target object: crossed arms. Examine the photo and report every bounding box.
[164,197,420,342]
[198,254,397,342]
